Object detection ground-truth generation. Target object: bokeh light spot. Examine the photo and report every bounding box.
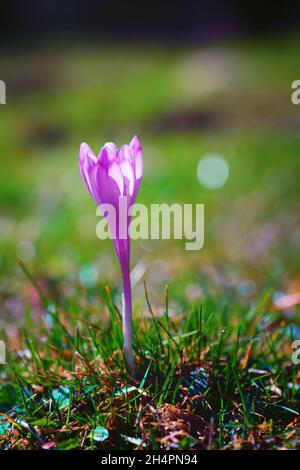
[79,265,99,288]
[197,154,229,190]
[17,240,35,262]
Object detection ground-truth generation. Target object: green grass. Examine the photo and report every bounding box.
[0,272,299,450]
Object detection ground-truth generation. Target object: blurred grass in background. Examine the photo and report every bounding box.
[0,36,300,326]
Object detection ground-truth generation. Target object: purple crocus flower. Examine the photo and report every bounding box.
[79,135,143,376]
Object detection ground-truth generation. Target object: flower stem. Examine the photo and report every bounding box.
[121,260,135,378]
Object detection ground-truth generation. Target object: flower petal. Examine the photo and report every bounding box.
[79,143,98,203]
[98,145,124,197]
[130,135,143,200]
[99,142,118,163]
[95,146,124,206]
[130,135,143,180]
[119,144,135,197]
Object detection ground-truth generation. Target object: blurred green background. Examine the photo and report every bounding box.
[1,36,300,325]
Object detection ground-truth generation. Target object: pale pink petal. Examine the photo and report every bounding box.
[99,142,118,163]
[95,147,123,206]
[79,143,98,202]
[108,161,124,195]
[119,144,135,197]
[130,135,143,180]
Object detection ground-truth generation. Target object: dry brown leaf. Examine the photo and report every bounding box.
[241,340,253,369]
